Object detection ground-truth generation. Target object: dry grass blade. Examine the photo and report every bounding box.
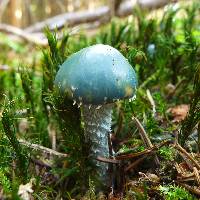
[115,140,169,160]
[146,89,156,117]
[96,156,120,164]
[132,116,160,165]
[175,163,200,182]
[116,148,153,160]
[178,152,194,170]
[174,142,200,170]
[175,162,184,175]
[18,139,68,158]
[176,171,195,182]
[132,116,153,148]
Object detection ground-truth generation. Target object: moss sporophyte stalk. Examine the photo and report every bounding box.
[54,44,137,184]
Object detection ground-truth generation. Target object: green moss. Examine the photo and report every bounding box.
[159,185,197,200]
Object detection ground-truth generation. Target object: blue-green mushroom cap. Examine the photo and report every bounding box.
[54,44,137,105]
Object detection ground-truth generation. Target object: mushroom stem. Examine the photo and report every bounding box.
[82,104,113,179]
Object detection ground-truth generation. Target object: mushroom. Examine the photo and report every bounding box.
[54,44,137,181]
[147,43,156,58]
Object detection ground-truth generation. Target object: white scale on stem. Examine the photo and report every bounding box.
[82,104,113,177]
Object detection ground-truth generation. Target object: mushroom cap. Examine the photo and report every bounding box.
[54,44,137,105]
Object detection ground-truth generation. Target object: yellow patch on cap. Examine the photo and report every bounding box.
[125,85,133,97]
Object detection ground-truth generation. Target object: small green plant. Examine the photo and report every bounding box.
[83,177,96,200]
[117,144,145,155]
[0,168,11,194]
[159,185,196,200]
[179,64,200,146]
[1,99,29,180]
[159,147,175,161]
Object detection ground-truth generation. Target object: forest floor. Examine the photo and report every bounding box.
[0,0,200,199]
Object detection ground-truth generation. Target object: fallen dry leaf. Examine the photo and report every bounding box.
[18,179,35,200]
[138,172,160,183]
[18,118,29,133]
[108,192,123,200]
[168,104,189,122]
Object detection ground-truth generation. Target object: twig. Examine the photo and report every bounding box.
[0,65,10,71]
[176,163,196,182]
[0,1,174,46]
[132,116,160,165]
[178,152,194,171]
[18,139,68,158]
[30,158,52,169]
[132,116,153,148]
[138,0,177,9]
[125,155,147,172]
[97,141,169,163]
[25,0,172,33]
[24,6,110,33]
[178,174,195,182]
[0,23,47,46]
[176,181,200,196]
[174,142,200,170]
[96,156,119,164]
[193,167,200,186]
[116,148,153,160]
[116,140,169,160]
[175,162,183,175]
